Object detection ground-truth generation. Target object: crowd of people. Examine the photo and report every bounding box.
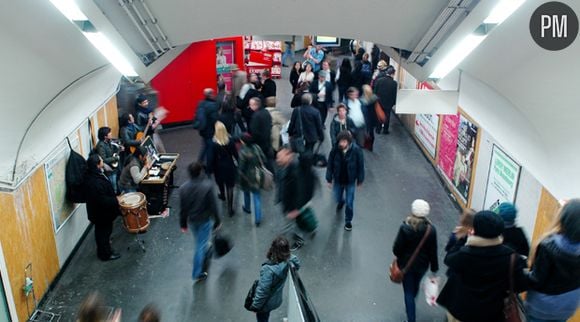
[77,44,579,322]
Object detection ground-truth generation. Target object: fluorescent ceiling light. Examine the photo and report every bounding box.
[484,0,526,24]
[49,0,88,21]
[84,32,138,76]
[429,34,486,79]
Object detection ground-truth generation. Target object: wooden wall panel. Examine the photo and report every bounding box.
[97,107,106,133]
[0,168,59,321]
[531,188,560,245]
[105,96,119,139]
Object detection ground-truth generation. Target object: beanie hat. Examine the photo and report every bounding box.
[473,210,505,238]
[498,202,517,223]
[136,94,147,104]
[411,199,430,217]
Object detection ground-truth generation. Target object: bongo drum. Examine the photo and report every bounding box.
[119,192,150,233]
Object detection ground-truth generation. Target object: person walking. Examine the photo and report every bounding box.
[392,199,438,322]
[193,88,219,165]
[329,103,355,148]
[179,162,221,282]
[497,202,530,257]
[373,64,397,134]
[526,199,580,322]
[208,121,238,216]
[309,70,333,128]
[84,154,122,261]
[249,236,300,322]
[344,87,367,147]
[287,93,324,155]
[238,134,266,226]
[326,131,364,231]
[437,210,528,322]
[360,84,379,151]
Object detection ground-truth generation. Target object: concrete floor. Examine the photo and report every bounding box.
[38,61,460,322]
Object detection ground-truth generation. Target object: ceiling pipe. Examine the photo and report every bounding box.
[118,0,160,56]
[127,0,165,53]
[139,0,172,50]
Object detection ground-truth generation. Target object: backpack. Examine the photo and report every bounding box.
[361,62,372,78]
[65,138,88,203]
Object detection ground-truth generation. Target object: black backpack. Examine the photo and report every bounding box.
[65,138,88,203]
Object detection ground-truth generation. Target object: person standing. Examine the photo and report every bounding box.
[193,88,219,165]
[392,199,439,322]
[437,210,528,322]
[250,236,300,322]
[309,70,333,128]
[238,134,266,226]
[326,131,364,231]
[526,199,580,322]
[287,94,324,155]
[497,202,530,257]
[179,162,221,282]
[119,113,142,153]
[96,126,121,194]
[303,44,324,72]
[208,121,238,216]
[84,154,121,261]
[373,64,397,134]
[289,61,302,94]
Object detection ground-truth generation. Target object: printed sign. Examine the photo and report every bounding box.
[452,115,479,203]
[483,145,521,211]
[437,113,460,181]
[415,114,439,159]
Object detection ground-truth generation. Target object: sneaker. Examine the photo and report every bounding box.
[344,223,352,231]
[290,241,304,251]
[194,272,208,282]
[336,202,345,212]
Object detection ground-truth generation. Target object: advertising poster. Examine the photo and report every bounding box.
[415,114,439,159]
[216,41,234,90]
[483,145,521,211]
[452,115,479,202]
[437,113,460,181]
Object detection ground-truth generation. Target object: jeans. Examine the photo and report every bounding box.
[198,137,213,166]
[402,270,424,322]
[281,49,292,66]
[107,172,118,194]
[243,191,262,224]
[190,221,212,279]
[256,311,270,322]
[333,183,356,223]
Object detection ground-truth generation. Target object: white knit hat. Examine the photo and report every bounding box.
[411,199,430,217]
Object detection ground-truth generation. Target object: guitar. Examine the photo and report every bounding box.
[130,114,153,154]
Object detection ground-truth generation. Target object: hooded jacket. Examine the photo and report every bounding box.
[252,255,301,312]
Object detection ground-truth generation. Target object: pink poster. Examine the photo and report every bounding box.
[437,113,460,181]
[216,41,234,91]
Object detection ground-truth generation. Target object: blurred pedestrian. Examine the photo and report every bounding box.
[138,303,161,322]
[208,121,238,216]
[238,133,266,226]
[497,202,530,257]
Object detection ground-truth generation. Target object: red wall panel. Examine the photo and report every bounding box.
[151,37,244,124]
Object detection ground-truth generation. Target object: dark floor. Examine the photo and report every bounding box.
[38,62,459,322]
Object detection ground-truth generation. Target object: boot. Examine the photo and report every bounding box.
[226,187,235,216]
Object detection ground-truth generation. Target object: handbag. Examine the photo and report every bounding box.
[504,253,526,322]
[375,100,386,123]
[244,280,260,312]
[255,148,274,191]
[290,107,306,153]
[389,225,432,284]
[213,232,233,258]
[295,207,318,233]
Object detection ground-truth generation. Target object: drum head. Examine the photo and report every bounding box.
[120,192,146,207]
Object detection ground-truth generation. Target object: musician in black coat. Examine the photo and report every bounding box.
[84,154,122,261]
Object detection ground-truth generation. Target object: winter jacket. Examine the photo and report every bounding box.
[437,237,528,322]
[266,107,287,152]
[120,124,141,150]
[329,115,356,147]
[309,79,334,107]
[84,169,121,225]
[95,140,120,170]
[278,156,317,213]
[503,225,530,257]
[252,255,301,312]
[393,221,439,275]
[261,78,277,98]
[360,94,379,128]
[208,140,238,187]
[238,144,266,192]
[288,105,324,144]
[373,75,397,110]
[194,98,218,139]
[178,176,220,228]
[325,143,364,185]
[249,108,273,158]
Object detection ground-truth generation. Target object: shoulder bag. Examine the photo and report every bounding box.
[290,107,306,153]
[504,253,526,322]
[244,262,287,312]
[374,100,387,123]
[389,225,431,284]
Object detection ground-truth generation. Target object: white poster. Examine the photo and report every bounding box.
[483,145,521,211]
[414,114,439,158]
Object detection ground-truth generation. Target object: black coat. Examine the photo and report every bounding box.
[393,222,439,275]
[289,69,301,93]
[278,156,317,213]
[249,108,273,157]
[208,141,238,187]
[325,144,364,185]
[194,99,218,138]
[84,169,121,225]
[503,226,530,257]
[373,75,397,110]
[309,80,334,107]
[437,243,528,322]
[261,78,277,98]
[287,105,324,144]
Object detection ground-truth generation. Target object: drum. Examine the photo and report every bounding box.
[119,192,150,234]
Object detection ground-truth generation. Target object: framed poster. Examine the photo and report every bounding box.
[483,145,521,211]
[414,114,439,159]
[216,41,235,91]
[451,114,479,203]
[437,113,460,181]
